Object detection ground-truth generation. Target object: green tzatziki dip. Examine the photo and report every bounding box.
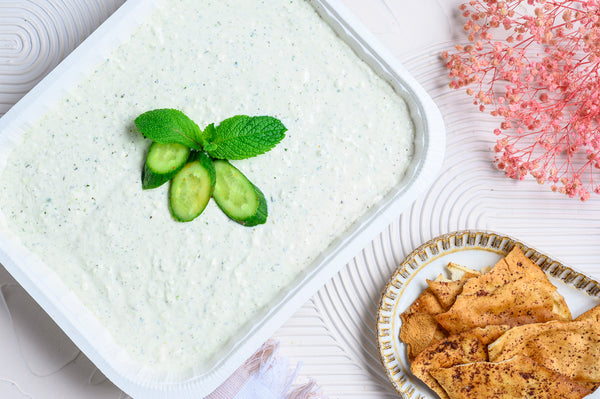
[0,0,414,372]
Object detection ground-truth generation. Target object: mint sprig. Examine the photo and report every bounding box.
[134,109,204,150]
[134,109,286,226]
[204,115,287,160]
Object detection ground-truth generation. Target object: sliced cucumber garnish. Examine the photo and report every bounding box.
[142,142,190,189]
[212,160,268,226]
[169,151,215,222]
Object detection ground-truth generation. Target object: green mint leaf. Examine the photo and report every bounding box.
[202,123,218,152]
[204,115,287,160]
[134,109,204,150]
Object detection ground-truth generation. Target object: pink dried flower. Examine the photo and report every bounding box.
[443,0,600,200]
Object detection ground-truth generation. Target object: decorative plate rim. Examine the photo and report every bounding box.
[375,229,600,398]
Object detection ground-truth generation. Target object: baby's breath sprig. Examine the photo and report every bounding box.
[443,0,600,201]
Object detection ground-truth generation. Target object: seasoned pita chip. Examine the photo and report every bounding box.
[399,288,447,360]
[405,287,445,315]
[400,312,447,361]
[411,326,508,399]
[458,247,550,296]
[502,245,549,280]
[430,355,591,399]
[489,317,600,386]
[411,325,509,398]
[426,263,480,310]
[436,279,565,334]
[504,254,571,321]
[494,248,569,320]
[427,276,476,311]
[426,279,466,310]
[435,247,570,334]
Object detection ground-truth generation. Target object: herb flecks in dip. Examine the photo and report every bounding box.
[0,0,414,372]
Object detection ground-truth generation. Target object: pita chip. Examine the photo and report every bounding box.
[430,355,591,399]
[488,317,600,386]
[435,247,571,334]
[400,288,447,361]
[426,262,480,310]
[411,325,509,399]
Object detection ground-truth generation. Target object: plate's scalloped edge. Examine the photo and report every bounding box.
[375,229,600,398]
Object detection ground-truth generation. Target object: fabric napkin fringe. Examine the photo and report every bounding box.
[206,340,325,399]
[286,380,323,399]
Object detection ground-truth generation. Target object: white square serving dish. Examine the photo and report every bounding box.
[0,0,445,397]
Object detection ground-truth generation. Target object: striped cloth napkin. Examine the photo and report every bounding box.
[205,340,324,399]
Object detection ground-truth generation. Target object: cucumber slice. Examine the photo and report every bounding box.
[169,151,216,222]
[212,160,268,226]
[142,142,190,189]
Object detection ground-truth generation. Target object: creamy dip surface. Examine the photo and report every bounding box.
[0,0,413,373]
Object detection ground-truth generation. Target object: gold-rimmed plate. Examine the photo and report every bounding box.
[376,230,600,398]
